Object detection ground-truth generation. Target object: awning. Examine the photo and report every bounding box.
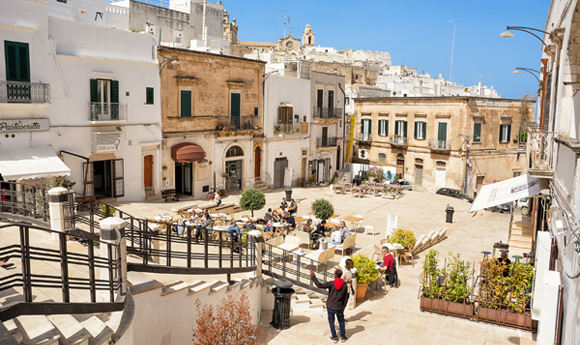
[279,102,294,107]
[171,143,205,163]
[469,174,546,213]
[0,146,71,181]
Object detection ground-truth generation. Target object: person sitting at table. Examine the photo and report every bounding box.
[498,251,511,277]
[302,218,313,232]
[339,221,350,243]
[283,212,296,228]
[245,219,257,231]
[288,199,297,214]
[194,212,212,242]
[330,226,342,245]
[280,197,288,209]
[377,247,396,287]
[264,208,273,222]
[227,220,242,253]
[310,220,326,249]
[271,210,281,223]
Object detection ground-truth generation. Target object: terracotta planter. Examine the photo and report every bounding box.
[219,190,226,197]
[356,283,369,301]
[477,307,532,329]
[420,296,474,318]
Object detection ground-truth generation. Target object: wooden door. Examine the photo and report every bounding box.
[144,155,153,188]
[254,147,261,179]
[415,165,423,186]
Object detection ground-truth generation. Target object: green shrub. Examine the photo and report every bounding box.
[239,188,266,217]
[310,198,334,220]
[421,249,442,299]
[353,254,378,284]
[391,228,416,249]
[443,252,472,303]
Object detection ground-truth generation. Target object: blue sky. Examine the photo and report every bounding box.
[220,0,550,99]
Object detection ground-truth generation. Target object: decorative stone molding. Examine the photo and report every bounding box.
[414,113,427,118]
[472,113,485,123]
[500,114,512,123]
[395,113,407,117]
[435,113,451,119]
[227,81,245,88]
[378,112,389,117]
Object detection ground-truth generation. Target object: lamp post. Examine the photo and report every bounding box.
[500,26,550,46]
[457,134,473,195]
[512,67,541,82]
[159,57,179,75]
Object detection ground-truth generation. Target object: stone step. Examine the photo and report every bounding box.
[47,314,91,345]
[76,315,114,345]
[15,315,61,345]
[146,194,159,201]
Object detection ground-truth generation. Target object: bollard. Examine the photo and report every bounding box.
[99,217,127,302]
[48,187,69,242]
[248,230,263,277]
[445,206,454,223]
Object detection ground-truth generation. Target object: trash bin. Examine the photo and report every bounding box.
[445,206,454,223]
[285,187,292,201]
[270,280,294,330]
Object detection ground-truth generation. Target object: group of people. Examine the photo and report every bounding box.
[303,219,351,249]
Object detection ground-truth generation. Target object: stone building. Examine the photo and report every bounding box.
[352,97,536,194]
[222,9,238,45]
[158,46,265,197]
[302,23,315,47]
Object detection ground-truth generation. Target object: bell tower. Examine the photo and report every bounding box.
[302,23,315,48]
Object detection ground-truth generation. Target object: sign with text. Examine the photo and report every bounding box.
[92,132,121,153]
[386,214,398,239]
[0,119,49,133]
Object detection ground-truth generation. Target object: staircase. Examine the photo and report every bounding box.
[263,278,326,313]
[508,215,534,257]
[145,187,158,201]
[254,179,269,193]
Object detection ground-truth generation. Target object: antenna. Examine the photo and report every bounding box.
[447,20,456,81]
[277,10,293,38]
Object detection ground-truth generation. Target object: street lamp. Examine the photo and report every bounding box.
[500,26,551,46]
[512,67,541,82]
[159,57,179,75]
[457,134,473,195]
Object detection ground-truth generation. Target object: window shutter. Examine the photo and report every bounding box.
[5,42,18,81]
[414,122,418,139]
[499,125,503,142]
[111,80,119,103]
[82,162,94,197]
[395,121,399,136]
[438,123,447,141]
[474,123,481,142]
[146,87,154,105]
[181,90,191,117]
[507,124,511,142]
[368,119,372,135]
[113,159,125,198]
[90,79,98,103]
[385,120,389,136]
[422,122,426,139]
[403,121,408,138]
[360,120,364,133]
[5,41,29,82]
[18,44,30,82]
[254,107,258,116]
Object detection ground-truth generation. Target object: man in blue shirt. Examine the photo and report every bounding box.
[283,212,296,228]
[228,220,242,253]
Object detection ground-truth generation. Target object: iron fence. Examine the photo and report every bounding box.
[313,107,342,119]
[316,136,338,148]
[0,181,50,225]
[0,81,50,104]
[89,102,128,121]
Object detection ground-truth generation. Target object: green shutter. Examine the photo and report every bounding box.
[506,124,511,142]
[395,121,399,136]
[181,90,191,117]
[18,44,29,82]
[368,119,372,135]
[111,80,119,103]
[403,121,408,138]
[254,107,258,116]
[422,122,426,140]
[5,41,30,82]
[146,87,154,105]
[230,93,240,118]
[385,120,389,136]
[438,123,447,141]
[499,125,503,142]
[414,122,418,139]
[360,120,364,133]
[473,123,481,142]
[90,79,98,103]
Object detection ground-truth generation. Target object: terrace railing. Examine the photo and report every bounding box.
[527,130,555,175]
[216,116,258,131]
[89,102,128,121]
[0,81,50,104]
[313,107,342,119]
[0,181,50,225]
[316,136,338,148]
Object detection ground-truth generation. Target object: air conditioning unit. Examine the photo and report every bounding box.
[358,149,368,159]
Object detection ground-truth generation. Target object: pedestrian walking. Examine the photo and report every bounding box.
[310,269,350,342]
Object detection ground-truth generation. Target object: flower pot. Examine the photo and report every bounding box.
[356,283,369,301]
[219,190,226,197]
[477,307,532,329]
[420,296,474,318]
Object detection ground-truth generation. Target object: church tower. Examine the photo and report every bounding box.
[302,23,315,48]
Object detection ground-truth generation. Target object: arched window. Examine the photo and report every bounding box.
[396,154,404,166]
[379,153,387,164]
[415,158,423,164]
[226,146,243,158]
[308,37,312,45]
[436,161,446,168]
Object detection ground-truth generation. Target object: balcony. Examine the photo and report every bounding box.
[274,122,301,136]
[429,139,452,153]
[389,135,408,148]
[216,116,259,131]
[316,136,338,148]
[0,81,50,104]
[313,107,342,120]
[356,133,372,142]
[527,130,555,178]
[89,102,128,121]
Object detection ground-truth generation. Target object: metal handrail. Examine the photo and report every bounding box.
[0,181,50,225]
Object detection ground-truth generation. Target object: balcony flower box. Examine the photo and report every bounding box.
[476,307,532,329]
[420,296,474,318]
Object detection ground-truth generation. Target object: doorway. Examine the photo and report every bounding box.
[226,160,242,191]
[415,165,423,186]
[254,147,261,179]
[396,154,405,177]
[175,162,193,195]
[93,160,113,198]
[274,157,288,189]
[144,155,153,189]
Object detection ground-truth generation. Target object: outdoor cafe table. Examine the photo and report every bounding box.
[343,216,363,230]
[294,216,308,224]
[272,223,288,236]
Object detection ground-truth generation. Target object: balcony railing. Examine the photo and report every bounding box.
[389,135,408,146]
[527,130,555,176]
[89,102,128,121]
[316,136,338,148]
[274,122,301,135]
[313,107,342,119]
[357,133,372,141]
[0,81,50,103]
[216,116,259,131]
[429,139,452,151]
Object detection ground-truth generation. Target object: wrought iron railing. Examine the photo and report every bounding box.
[527,130,555,173]
[356,132,372,141]
[274,123,301,135]
[316,136,338,148]
[389,135,408,146]
[89,102,128,121]
[262,242,334,295]
[0,81,50,103]
[0,222,125,322]
[216,116,259,131]
[0,181,50,225]
[313,107,342,119]
[429,139,452,150]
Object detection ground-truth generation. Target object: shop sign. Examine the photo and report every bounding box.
[0,119,50,133]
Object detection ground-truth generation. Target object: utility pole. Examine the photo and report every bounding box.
[277,10,293,38]
[457,134,472,195]
[447,20,456,81]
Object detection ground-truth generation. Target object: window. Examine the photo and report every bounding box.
[328,90,334,109]
[395,120,407,137]
[513,171,522,177]
[499,124,511,143]
[90,79,120,119]
[378,120,388,137]
[254,107,258,116]
[5,41,30,82]
[436,161,446,168]
[180,90,192,117]
[473,123,482,142]
[226,146,243,158]
[361,119,372,139]
[414,121,426,140]
[438,123,447,141]
[379,153,387,164]
[345,97,350,105]
[278,106,293,123]
[146,87,154,105]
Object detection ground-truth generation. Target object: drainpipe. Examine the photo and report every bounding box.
[202,0,208,48]
[338,82,346,170]
[539,58,548,127]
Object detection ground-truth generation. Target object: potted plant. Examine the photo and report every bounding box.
[308,176,316,185]
[441,253,474,317]
[390,229,416,250]
[353,254,378,301]
[310,198,334,221]
[239,188,266,217]
[420,249,443,311]
[274,125,282,134]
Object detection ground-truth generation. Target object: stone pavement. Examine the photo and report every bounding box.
[113,186,536,345]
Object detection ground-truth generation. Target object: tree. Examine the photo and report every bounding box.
[193,292,261,345]
[239,188,266,217]
[311,198,334,220]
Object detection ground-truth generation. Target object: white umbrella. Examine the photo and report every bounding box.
[383,242,404,250]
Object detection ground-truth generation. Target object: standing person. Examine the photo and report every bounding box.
[498,251,512,277]
[264,208,273,222]
[214,190,222,206]
[339,248,354,269]
[310,269,349,343]
[341,259,356,311]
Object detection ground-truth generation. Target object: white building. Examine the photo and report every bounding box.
[264,61,311,188]
[0,0,162,201]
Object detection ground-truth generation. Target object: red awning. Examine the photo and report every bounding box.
[171,143,205,163]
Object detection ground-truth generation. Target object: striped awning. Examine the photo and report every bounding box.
[171,143,205,163]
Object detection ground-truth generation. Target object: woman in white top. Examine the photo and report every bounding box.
[330,226,342,244]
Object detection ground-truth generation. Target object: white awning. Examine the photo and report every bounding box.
[0,146,71,181]
[279,102,294,107]
[469,174,546,213]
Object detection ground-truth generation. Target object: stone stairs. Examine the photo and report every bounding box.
[262,278,326,313]
[509,216,534,257]
[145,188,158,201]
[253,180,269,193]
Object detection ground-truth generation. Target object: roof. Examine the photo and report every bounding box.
[352,96,536,103]
[239,41,277,47]
[157,46,267,64]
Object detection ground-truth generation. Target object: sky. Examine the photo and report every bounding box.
[219,0,551,99]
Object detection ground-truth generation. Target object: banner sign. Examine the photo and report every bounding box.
[0,119,49,133]
[386,214,398,239]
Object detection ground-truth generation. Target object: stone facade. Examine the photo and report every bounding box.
[158,46,265,197]
[353,97,536,195]
[222,10,238,44]
[302,23,315,47]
